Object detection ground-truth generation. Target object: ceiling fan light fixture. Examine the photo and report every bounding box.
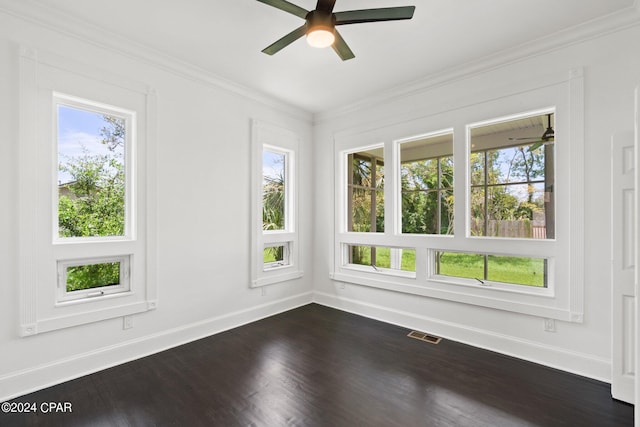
[306,26,335,48]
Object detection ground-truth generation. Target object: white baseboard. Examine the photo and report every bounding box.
[313,291,611,383]
[0,291,314,402]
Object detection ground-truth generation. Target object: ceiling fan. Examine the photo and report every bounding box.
[509,113,555,151]
[256,0,416,60]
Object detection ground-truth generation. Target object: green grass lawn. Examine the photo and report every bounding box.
[352,246,416,272]
[351,247,545,287]
[438,252,545,287]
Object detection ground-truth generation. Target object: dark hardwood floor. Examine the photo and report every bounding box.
[1,303,633,426]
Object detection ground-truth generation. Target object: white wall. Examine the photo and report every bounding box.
[1,3,639,403]
[312,23,640,381]
[0,11,314,400]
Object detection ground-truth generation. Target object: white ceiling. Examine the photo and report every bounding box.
[15,0,638,113]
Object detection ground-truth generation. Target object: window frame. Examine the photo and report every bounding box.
[332,70,584,322]
[57,255,132,303]
[467,109,555,240]
[398,129,454,236]
[53,93,136,243]
[251,120,303,287]
[18,46,158,336]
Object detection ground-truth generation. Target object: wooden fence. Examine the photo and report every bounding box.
[470,219,546,239]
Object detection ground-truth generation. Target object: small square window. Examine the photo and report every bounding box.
[263,243,291,270]
[57,256,131,303]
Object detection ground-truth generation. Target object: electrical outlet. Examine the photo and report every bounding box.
[123,315,133,330]
[543,318,556,332]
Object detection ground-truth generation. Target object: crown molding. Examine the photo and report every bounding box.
[313,3,640,125]
[0,0,313,123]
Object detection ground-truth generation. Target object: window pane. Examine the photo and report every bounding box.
[400,133,453,235]
[263,150,286,231]
[348,149,384,233]
[435,251,547,287]
[66,262,120,292]
[437,252,485,280]
[487,255,545,287]
[57,105,126,238]
[469,112,554,239]
[263,244,290,269]
[349,245,416,272]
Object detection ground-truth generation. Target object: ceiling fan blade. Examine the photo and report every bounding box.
[334,6,416,25]
[509,137,539,141]
[256,0,309,19]
[316,0,336,13]
[527,139,554,151]
[332,30,355,61]
[262,25,308,55]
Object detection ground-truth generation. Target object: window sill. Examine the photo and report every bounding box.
[252,270,304,288]
[330,271,577,322]
[428,275,554,298]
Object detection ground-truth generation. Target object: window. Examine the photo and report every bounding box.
[332,71,585,321]
[263,243,290,270]
[251,120,303,287]
[57,256,131,302]
[432,251,547,288]
[347,147,384,233]
[18,47,157,335]
[56,98,131,240]
[345,245,416,276]
[52,94,136,305]
[263,149,287,232]
[469,112,554,239]
[400,131,454,235]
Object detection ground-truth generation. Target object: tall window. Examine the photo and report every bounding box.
[400,132,454,235]
[53,94,135,302]
[251,120,303,287]
[469,112,554,239]
[263,147,291,268]
[18,48,156,335]
[56,102,129,240]
[347,148,384,233]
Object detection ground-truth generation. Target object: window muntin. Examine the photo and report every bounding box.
[469,112,555,239]
[57,256,131,303]
[55,94,134,241]
[347,148,384,233]
[434,251,547,288]
[400,132,454,235]
[263,149,287,232]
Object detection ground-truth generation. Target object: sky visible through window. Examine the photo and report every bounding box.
[57,105,116,184]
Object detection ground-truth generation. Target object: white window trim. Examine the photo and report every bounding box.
[251,120,303,287]
[18,46,158,336]
[332,69,584,322]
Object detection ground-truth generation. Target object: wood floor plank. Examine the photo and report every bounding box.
[0,304,633,426]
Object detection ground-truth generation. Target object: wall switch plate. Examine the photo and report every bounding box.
[544,318,556,332]
[123,315,133,330]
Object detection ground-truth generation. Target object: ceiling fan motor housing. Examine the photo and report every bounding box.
[306,10,336,35]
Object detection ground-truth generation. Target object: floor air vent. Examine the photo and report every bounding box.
[407,330,442,344]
